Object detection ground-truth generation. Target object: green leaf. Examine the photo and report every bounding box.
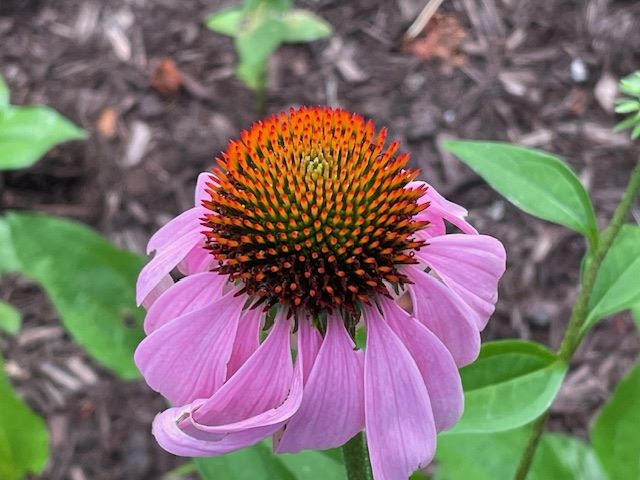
[436,428,529,480]
[206,5,245,37]
[280,10,332,43]
[614,100,640,114]
[583,225,640,332]
[0,302,21,335]
[235,18,283,90]
[614,112,640,132]
[278,450,345,479]
[0,105,86,171]
[195,440,345,480]
[447,340,567,434]
[206,1,332,91]
[532,434,607,480]
[0,75,9,109]
[410,472,430,480]
[5,212,144,379]
[0,356,49,480]
[592,362,640,480]
[435,427,606,480]
[0,218,20,274]
[442,141,598,246]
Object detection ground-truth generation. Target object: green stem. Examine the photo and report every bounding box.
[342,432,373,480]
[514,161,640,480]
[512,412,549,480]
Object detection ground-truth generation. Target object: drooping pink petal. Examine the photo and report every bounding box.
[153,407,279,457]
[143,271,228,334]
[297,319,323,384]
[381,298,463,432]
[415,234,506,330]
[154,362,302,457]
[141,274,174,310]
[136,228,205,305]
[276,315,364,453]
[134,292,244,406]
[193,312,294,425]
[146,207,205,255]
[227,308,263,378]
[152,313,304,457]
[408,181,477,235]
[364,304,436,480]
[406,266,480,367]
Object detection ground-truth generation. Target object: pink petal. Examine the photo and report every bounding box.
[364,304,436,480]
[153,405,281,457]
[152,313,304,457]
[143,271,228,334]
[406,266,480,367]
[147,207,204,255]
[419,215,446,237]
[136,228,204,305]
[134,292,244,406]
[193,312,294,425]
[409,181,477,235]
[157,362,302,457]
[141,274,174,310]
[415,234,506,330]
[227,308,263,378]
[297,319,323,384]
[381,298,463,432]
[177,243,214,275]
[195,172,217,206]
[276,316,364,453]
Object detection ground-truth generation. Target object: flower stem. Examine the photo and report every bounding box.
[342,432,373,480]
[514,161,640,480]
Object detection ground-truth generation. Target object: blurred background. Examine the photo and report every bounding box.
[0,0,639,478]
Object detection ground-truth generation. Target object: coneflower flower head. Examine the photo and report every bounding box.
[204,108,427,326]
[135,106,506,480]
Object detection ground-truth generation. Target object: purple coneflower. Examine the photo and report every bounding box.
[135,107,506,480]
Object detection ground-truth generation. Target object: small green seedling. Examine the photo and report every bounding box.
[206,0,332,95]
[614,71,640,140]
[0,75,86,171]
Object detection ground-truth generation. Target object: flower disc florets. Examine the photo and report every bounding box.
[202,107,428,319]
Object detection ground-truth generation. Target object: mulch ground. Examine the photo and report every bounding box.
[1,0,639,478]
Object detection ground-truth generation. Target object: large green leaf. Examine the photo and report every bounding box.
[0,106,86,170]
[280,10,332,43]
[443,141,598,246]
[591,362,640,480]
[448,340,567,434]
[583,225,640,333]
[0,356,49,480]
[195,440,345,480]
[5,212,144,379]
[436,427,606,480]
[0,301,21,335]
